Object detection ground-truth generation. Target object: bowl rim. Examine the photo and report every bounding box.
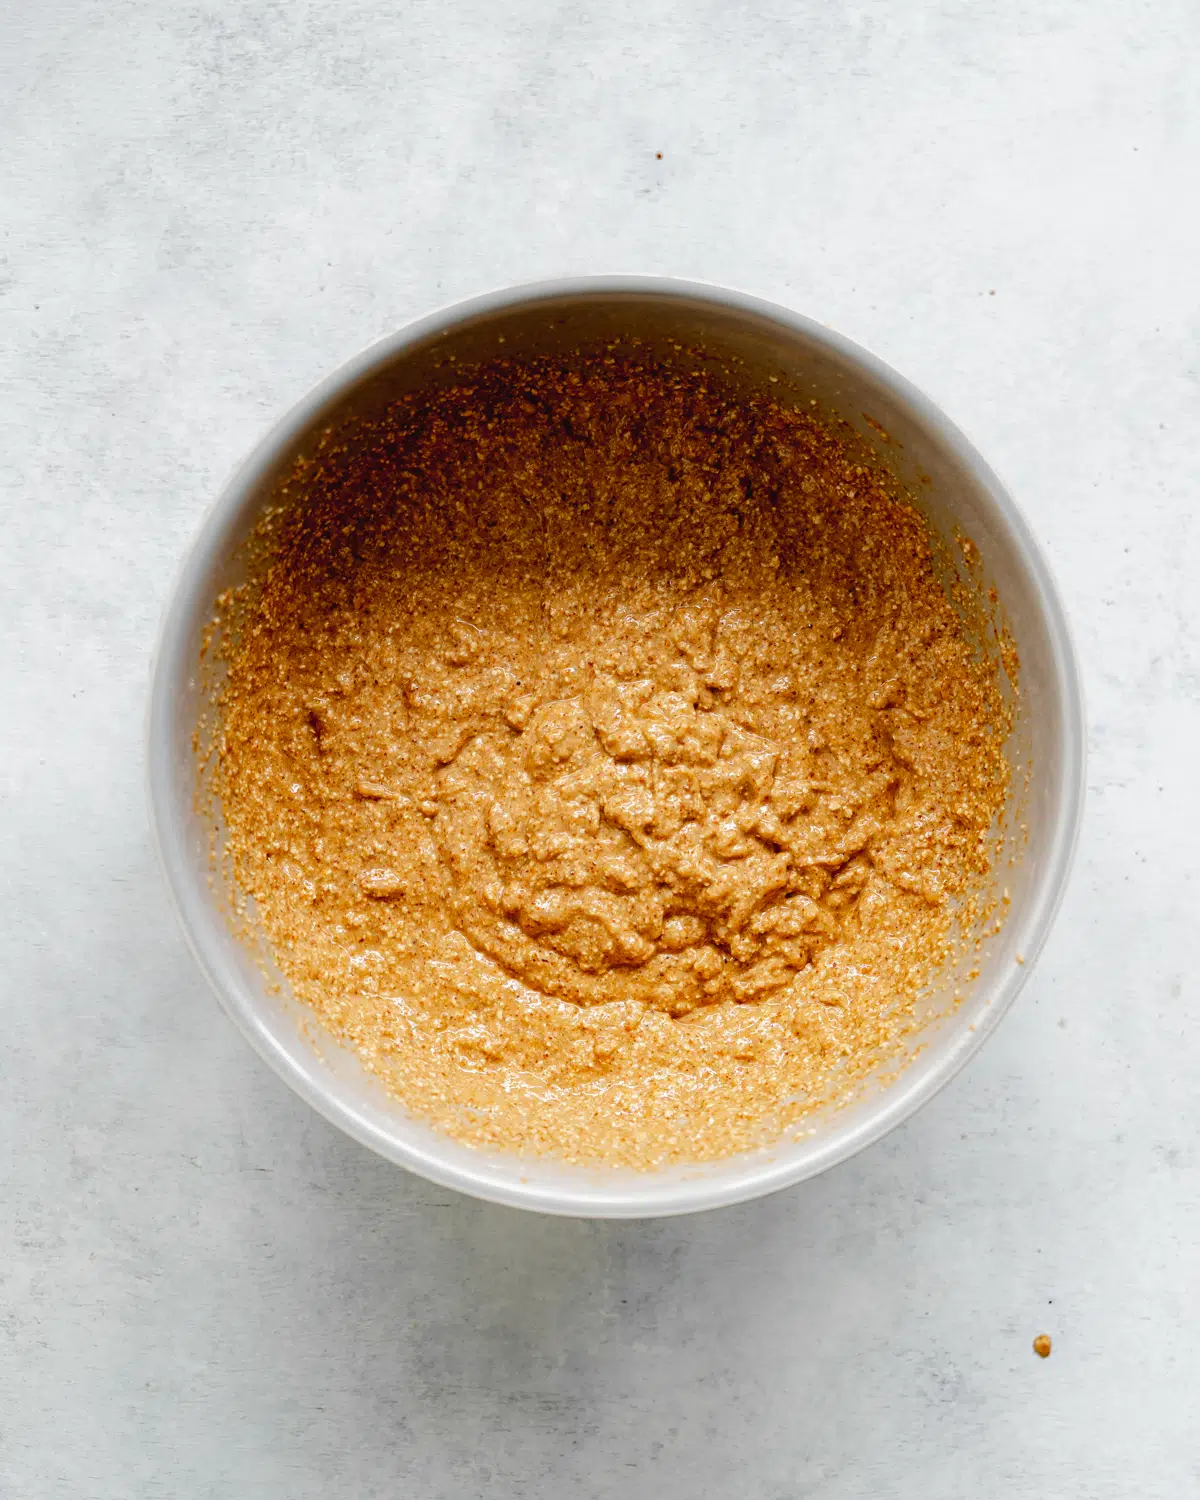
[147,274,1086,1217]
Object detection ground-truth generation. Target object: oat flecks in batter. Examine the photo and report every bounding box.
[214,354,1011,1167]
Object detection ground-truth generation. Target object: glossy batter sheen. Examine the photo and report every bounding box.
[213,354,1011,1167]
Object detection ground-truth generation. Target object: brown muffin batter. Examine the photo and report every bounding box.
[212,352,1011,1167]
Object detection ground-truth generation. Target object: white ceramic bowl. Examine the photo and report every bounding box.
[148,277,1084,1217]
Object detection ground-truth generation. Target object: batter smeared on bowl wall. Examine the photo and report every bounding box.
[211,352,1013,1167]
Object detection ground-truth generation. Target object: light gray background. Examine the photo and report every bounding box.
[3,2,1197,1495]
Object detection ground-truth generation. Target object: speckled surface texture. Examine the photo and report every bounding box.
[3,3,1197,1495]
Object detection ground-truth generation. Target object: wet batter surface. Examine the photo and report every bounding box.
[213,353,1011,1166]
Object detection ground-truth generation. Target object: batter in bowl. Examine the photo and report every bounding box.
[212,353,1012,1166]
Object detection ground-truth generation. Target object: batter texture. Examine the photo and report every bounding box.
[213,353,1011,1166]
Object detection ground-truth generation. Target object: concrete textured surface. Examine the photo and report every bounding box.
[3,2,1198,1495]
